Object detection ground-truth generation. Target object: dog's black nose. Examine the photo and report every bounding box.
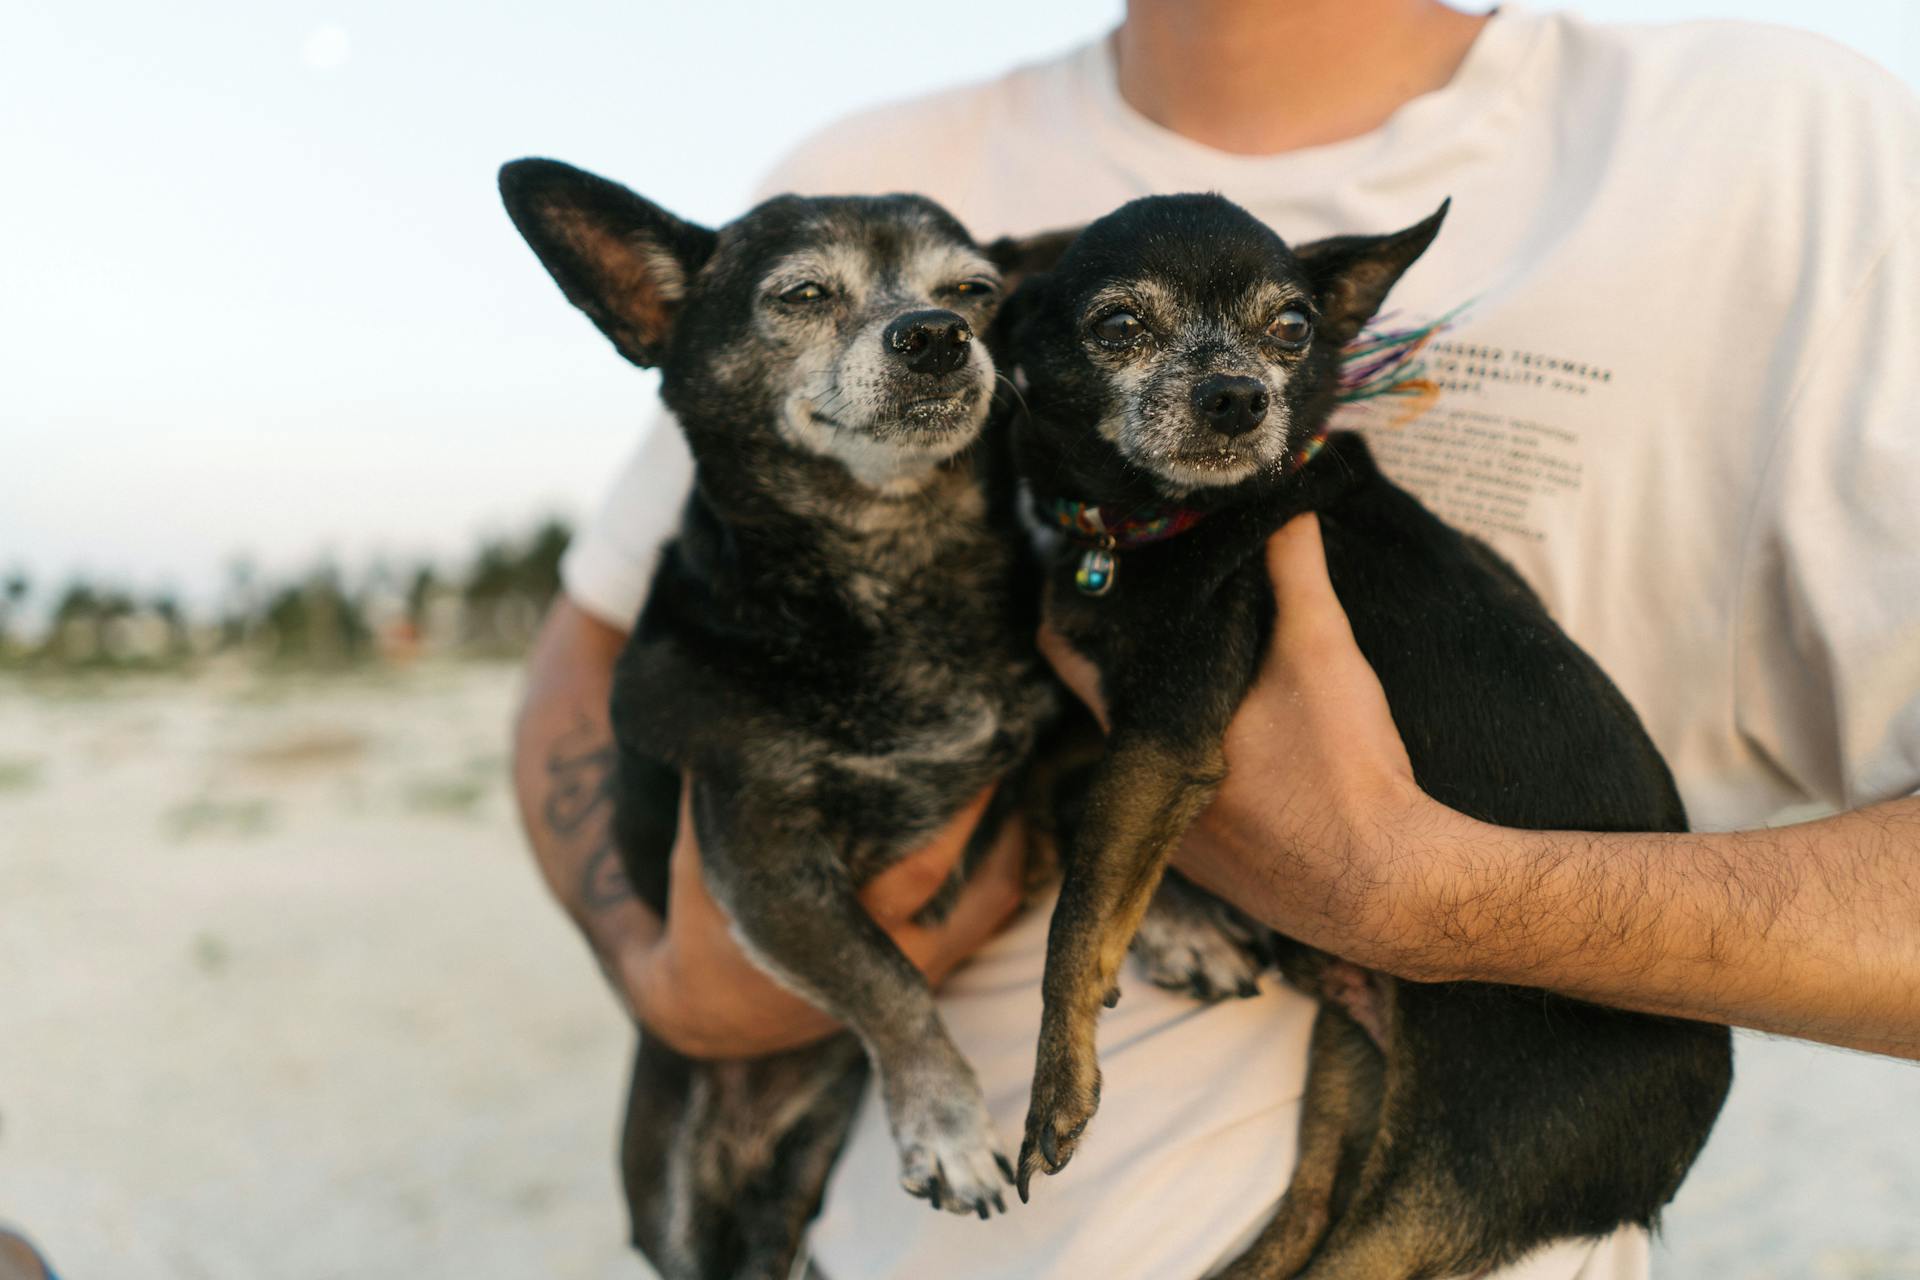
[884,309,973,376]
[1191,374,1269,437]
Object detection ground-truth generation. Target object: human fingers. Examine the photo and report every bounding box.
[1264,513,1355,652]
[861,783,998,927]
[1258,513,1409,775]
[890,811,1028,985]
[629,778,839,1054]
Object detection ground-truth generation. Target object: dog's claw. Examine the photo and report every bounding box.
[894,1078,1009,1217]
[1237,978,1260,999]
[991,1191,1006,1215]
[1019,1050,1099,1202]
[995,1153,1016,1185]
[976,1199,990,1220]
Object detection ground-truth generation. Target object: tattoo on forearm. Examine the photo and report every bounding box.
[582,836,635,910]
[545,720,616,834]
[545,717,634,911]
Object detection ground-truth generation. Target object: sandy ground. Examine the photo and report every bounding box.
[0,666,1914,1280]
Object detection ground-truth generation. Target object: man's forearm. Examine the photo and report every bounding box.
[1155,519,1920,1059]
[511,600,661,988]
[1420,797,1920,1057]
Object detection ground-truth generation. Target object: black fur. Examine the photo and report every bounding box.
[503,159,1055,1278]
[995,194,1733,1277]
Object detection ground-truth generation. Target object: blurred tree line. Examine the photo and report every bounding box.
[0,518,573,673]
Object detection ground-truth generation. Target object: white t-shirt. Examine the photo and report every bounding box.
[561,9,1920,1278]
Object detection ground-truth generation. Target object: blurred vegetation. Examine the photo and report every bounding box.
[0,517,572,675]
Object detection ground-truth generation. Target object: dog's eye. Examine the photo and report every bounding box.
[947,278,998,300]
[1266,306,1313,349]
[779,282,831,305]
[1092,310,1147,346]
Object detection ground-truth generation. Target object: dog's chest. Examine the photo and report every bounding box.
[813,647,1045,886]
[781,493,1048,868]
[817,552,1041,779]
[824,479,1000,612]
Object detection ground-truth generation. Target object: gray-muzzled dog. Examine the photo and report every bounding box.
[500,158,1058,1279]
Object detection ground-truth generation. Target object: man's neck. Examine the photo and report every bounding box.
[1115,0,1492,155]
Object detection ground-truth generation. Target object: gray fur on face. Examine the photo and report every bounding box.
[755,232,1003,491]
[601,192,1056,1225]
[1081,276,1314,494]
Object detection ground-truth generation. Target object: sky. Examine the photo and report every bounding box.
[3,0,1915,608]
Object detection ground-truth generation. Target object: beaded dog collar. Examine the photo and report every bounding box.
[1040,430,1328,597]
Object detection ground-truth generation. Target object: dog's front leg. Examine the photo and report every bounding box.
[695,791,1012,1219]
[1017,731,1227,1197]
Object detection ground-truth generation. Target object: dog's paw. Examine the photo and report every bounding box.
[1016,1052,1101,1202]
[893,1086,1013,1219]
[1131,894,1266,1001]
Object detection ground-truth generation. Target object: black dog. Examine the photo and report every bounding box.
[995,194,1733,1278]
[501,160,1059,1278]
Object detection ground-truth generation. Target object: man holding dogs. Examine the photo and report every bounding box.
[512,0,1920,1276]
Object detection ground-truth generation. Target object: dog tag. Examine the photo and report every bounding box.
[1075,548,1116,596]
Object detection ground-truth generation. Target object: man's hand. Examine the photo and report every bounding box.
[1039,513,1454,976]
[620,779,1026,1058]
[1039,516,1920,1058]
[1188,514,1462,973]
[513,597,1026,1062]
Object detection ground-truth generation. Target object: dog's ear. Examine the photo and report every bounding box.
[499,158,718,368]
[982,226,1081,360]
[984,225,1082,293]
[1294,199,1449,346]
